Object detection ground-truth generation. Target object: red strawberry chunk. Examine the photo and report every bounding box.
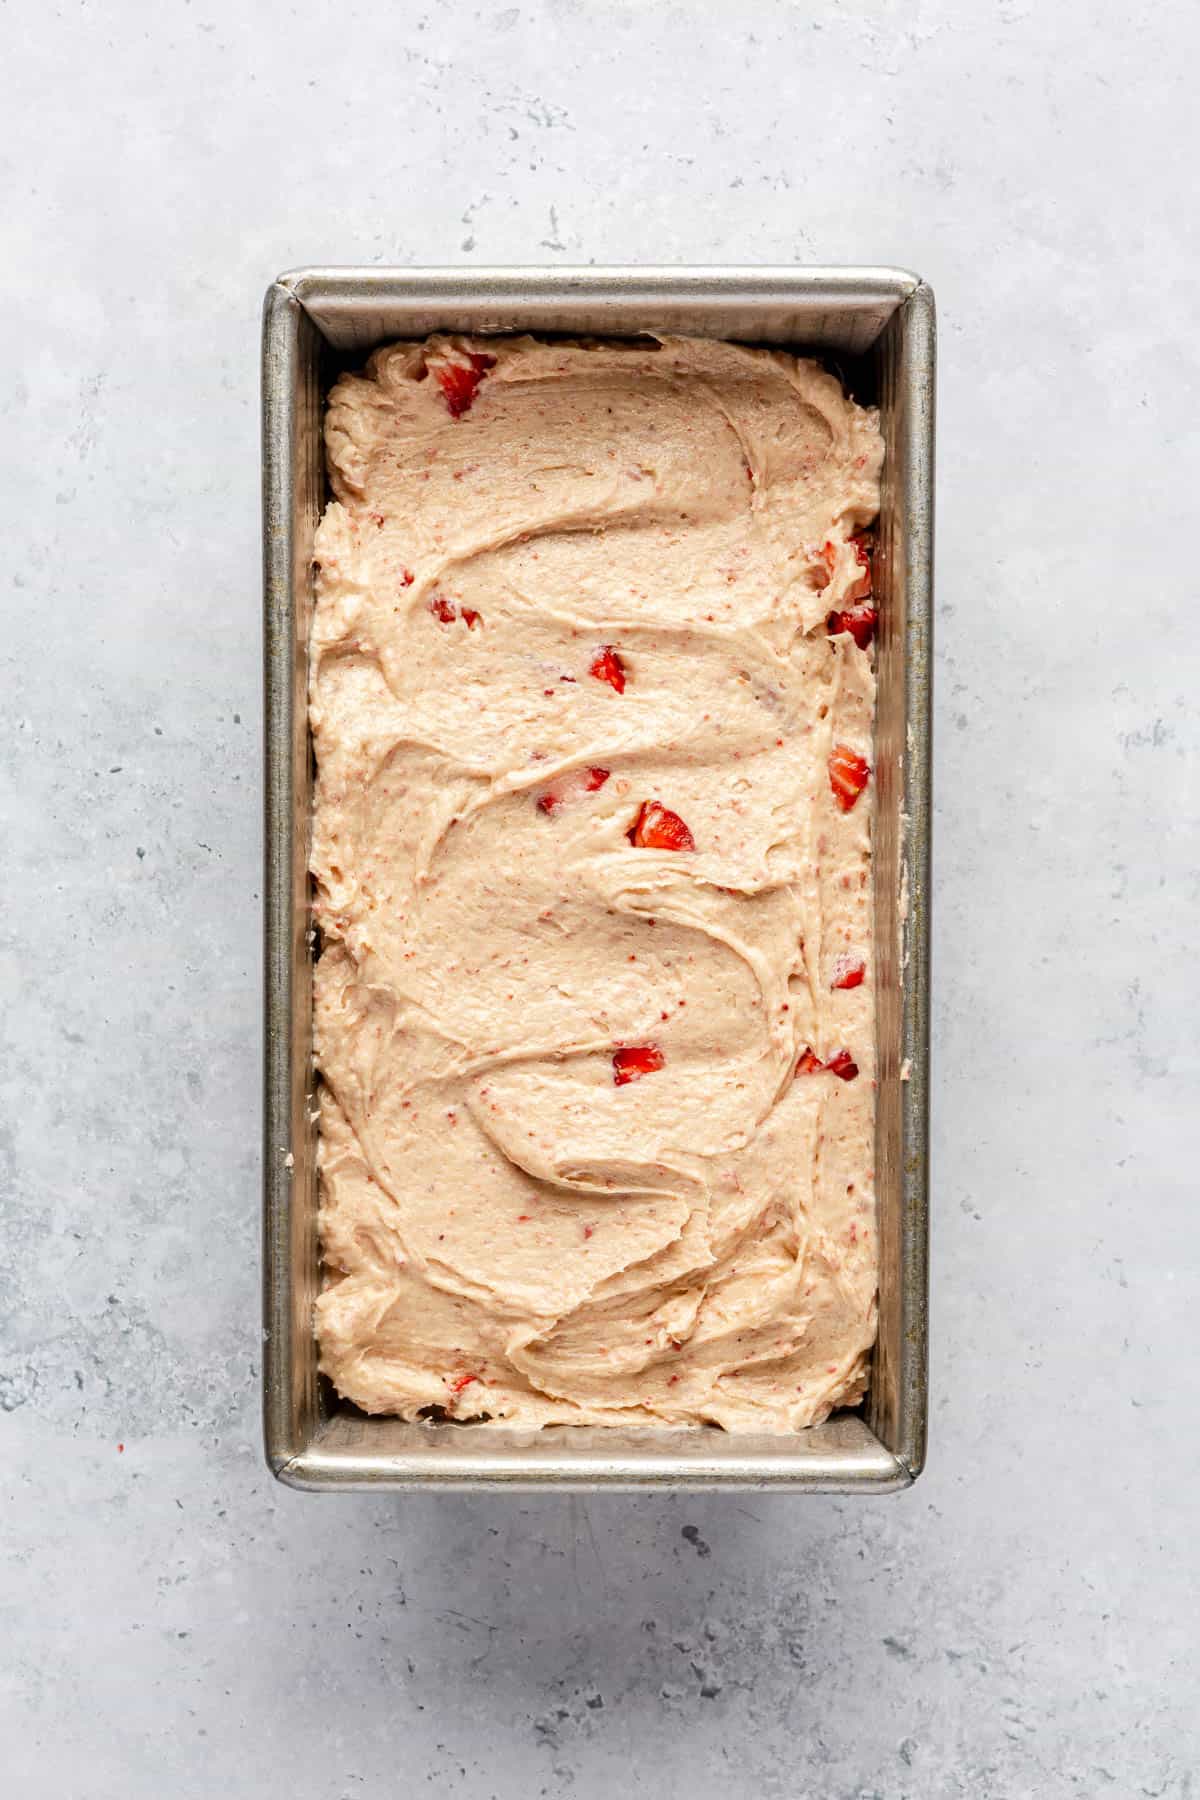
[435,351,497,419]
[829,744,871,812]
[449,1372,479,1394]
[537,767,611,815]
[613,1044,665,1086]
[589,646,627,693]
[627,800,695,851]
[400,568,415,587]
[796,1045,861,1080]
[827,604,878,650]
[831,956,866,990]
[818,532,873,603]
[847,532,874,602]
[429,596,481,628]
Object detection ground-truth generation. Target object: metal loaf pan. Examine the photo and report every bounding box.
[262,267,934,1491]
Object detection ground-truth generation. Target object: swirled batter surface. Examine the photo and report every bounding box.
[311,334,882,1431]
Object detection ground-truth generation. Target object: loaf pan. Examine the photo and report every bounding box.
[262,266,934,1490]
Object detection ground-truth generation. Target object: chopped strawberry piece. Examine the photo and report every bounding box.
[613,1044,665,1085]
[832,957,866,990]
[626,800,696,851]
[435,351,497,419]
[449,1372,479,1394]
[829,744,870,812]
[536,767,611,815]
[827,604,878,650]
[847,532,874,602]
[589,646,627,693]
[400,568,415,587]
[796,1044,861,1079]
[818,532,873,602]
[429,596,481,628]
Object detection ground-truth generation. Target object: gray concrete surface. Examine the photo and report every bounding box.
[3,2,1198,1795]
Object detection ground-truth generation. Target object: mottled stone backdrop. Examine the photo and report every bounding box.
[3,2,1197,1795]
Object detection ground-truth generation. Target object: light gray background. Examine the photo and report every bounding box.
[3,1,1197,1795]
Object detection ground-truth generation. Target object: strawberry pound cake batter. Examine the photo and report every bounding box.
[310,333,883,1432]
